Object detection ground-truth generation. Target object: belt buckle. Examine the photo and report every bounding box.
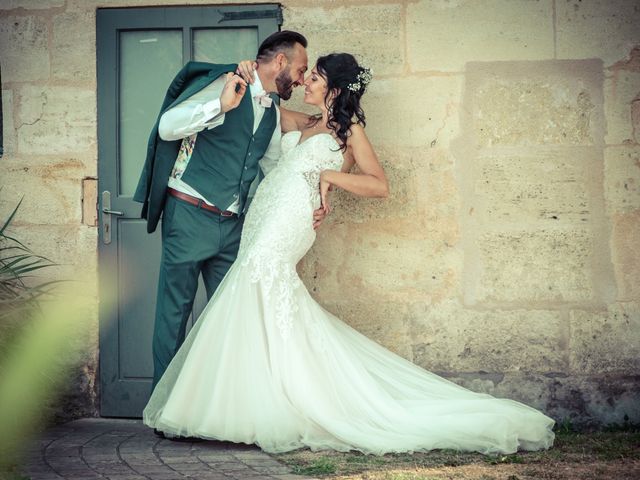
[220,210,234,217]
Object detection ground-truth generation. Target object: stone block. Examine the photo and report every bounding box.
[409,300,568,373]
[297,223,349,304]
[2,89,16,156]
[474,149,596,224]
[569,303,640,374]
[604,71,640,145]
[470,228,595,305]
[82,178,98,227]
[363,75,462,148]
[327,146,421,224]
[604,146,640,214]
[611,209,640,301]
[324,300,413,360]
[283,4,403,76]
[52,11,96,82]
[468,65,602,147]
[5,224,98,282]
[407,0,554,72]
[443,371,640,427]
[1,0,65,7]
[0,159,87,225]
[342,222,460,302]
[16,85,96,155]
[0,15,49,83]
[556,0,640,68]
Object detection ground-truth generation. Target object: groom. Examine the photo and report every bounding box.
[134,31,313,392]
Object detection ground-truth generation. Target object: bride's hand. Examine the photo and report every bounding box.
[236,60,257,84]
[320,171,332,216]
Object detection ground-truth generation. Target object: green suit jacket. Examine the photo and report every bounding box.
[133,61,238,233]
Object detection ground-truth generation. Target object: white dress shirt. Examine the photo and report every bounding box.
[158,73,282,212]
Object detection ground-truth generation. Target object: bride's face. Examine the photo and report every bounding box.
[303,67,329,108]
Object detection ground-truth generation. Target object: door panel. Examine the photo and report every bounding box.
[119,30,183,197]
[97,5,281,417]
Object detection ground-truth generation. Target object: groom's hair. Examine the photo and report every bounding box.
[256,30,307,63]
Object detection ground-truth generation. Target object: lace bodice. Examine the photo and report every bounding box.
[236,130,344,338]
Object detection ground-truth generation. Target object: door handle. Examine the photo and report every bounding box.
[102,208,124,216]
[101,191,124,245]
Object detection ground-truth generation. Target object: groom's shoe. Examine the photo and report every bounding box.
[153,428,166,438]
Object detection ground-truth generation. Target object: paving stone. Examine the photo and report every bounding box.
[21,418,314,480]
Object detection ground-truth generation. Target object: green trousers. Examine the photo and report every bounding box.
[151,195,244,389]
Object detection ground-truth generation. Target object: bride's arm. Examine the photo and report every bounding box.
[320,125,388,211]
[279,106,311,133]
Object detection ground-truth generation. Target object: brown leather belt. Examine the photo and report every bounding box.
[167,188,236,217]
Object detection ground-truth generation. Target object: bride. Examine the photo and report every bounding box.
[143,53,555,455]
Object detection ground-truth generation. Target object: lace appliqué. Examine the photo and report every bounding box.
[236,131,343,340]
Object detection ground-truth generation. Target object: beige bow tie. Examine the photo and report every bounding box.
[253,91,273,108]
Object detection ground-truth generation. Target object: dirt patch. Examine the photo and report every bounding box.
[273,431,640,479]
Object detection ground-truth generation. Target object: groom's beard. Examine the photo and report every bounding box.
[275,70,295,100]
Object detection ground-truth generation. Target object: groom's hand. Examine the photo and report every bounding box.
[220,72,247,112]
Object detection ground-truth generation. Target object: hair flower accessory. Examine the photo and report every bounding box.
[347,68,373,93]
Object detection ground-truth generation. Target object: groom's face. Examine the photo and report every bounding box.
[276,43,308,100]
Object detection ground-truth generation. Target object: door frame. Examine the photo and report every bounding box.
[96,4,282,417]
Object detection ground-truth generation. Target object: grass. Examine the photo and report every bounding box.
[273,429,640,479]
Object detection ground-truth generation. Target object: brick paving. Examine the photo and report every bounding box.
[20,418,314,480]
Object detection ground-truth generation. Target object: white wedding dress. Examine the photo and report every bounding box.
[143,130,555,455]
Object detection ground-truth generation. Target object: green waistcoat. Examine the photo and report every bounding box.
[133,61,277,233]
[180,83,276,213]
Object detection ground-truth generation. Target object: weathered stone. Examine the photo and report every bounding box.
[1,0,64,8]
[0,15,49,83]
[444,371,640,427]
[340,222,459,303]
[4,224,98,282]
[328,147,420,224]
[604,71,640,145]
[409,300,568,373]
[471,228,595,305]
[474,150,595,224]
[470,68,601,147]
[324,300,413,360]
[604,146,640,214]
[407,0,554,72]
[611,209,640,301]
[0,161,84,225]
[82,177,98,227]
[556,0,640,68]
[364,75,462,148]
[52,11,96,82]
[283,4,403,76]
[569,303,640,374]
[16,85,97,155]
[1,89,16,156]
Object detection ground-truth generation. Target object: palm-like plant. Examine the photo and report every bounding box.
[0,200,58,323]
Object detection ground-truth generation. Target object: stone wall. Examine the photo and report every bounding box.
[1,0,638,427]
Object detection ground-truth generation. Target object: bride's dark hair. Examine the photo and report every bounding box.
[309,53,370,152]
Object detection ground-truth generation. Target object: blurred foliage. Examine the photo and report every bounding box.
[0,198,87,473]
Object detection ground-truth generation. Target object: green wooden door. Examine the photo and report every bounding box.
[97,5,281,417]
